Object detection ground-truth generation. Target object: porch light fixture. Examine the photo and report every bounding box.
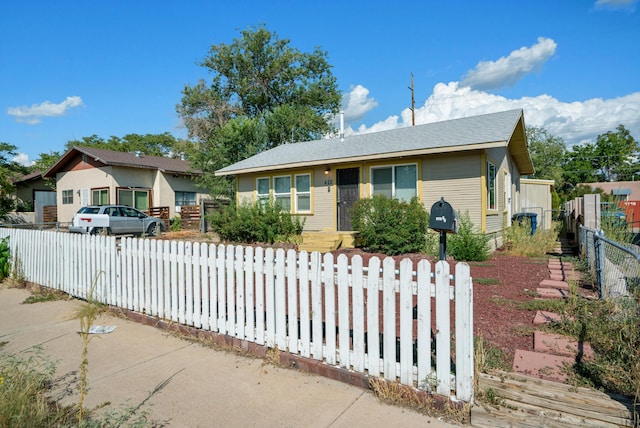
[324,166,331,175]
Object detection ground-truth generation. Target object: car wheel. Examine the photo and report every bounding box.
[90,227,108,236]
[147,222,160,237]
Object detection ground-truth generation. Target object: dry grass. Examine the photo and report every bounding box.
[369,377,470,424]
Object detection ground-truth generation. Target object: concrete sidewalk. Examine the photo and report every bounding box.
[0,287,455,427]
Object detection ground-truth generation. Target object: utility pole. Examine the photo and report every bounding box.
[408,73,415,126]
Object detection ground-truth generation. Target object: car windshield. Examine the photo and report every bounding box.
[77,207,100,214]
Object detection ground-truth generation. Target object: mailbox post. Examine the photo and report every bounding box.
[429,197,458,260]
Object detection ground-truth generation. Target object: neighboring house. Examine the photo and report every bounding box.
[44,146,207,223]
[13,171,56,223]
[216,109,535,249]
[582,181,640,228]
[581,181,640,202]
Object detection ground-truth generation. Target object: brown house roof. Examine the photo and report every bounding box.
[43,146,199,178]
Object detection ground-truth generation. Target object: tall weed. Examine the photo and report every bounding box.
[504,221,559,257]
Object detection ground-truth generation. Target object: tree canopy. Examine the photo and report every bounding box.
[0,142,29,218]
[64,133,189,158]
[177,25,342,198]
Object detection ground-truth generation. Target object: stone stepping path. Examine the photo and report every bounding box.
[512,241,594,384]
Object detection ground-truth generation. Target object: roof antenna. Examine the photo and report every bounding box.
[340,111,344,142]
[408,73,415,126]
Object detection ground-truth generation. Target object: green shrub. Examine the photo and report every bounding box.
[170,216,182,232]
[446,211,491,261]
[209,200,304,244]
[0,237,10,281]
[351,196,429,256]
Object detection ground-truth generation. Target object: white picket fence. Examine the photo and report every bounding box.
[0,228,474,401]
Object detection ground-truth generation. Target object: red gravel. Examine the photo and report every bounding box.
[333,248,551,364]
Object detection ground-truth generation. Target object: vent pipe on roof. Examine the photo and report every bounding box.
[339,111,344,142]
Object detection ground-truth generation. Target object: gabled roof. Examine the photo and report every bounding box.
[43,146,199,178]
[216,109,534,176]
[14,170,44,184]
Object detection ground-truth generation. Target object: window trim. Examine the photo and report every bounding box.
[273,175,292,211]
[256,177,271,205]
[91,187,109,206]
[62,189,73,205]
[369,163,418,202]
[175,191,197,207]
[116,187,151,211]
[294,173,311,213]
[487,161,497,211]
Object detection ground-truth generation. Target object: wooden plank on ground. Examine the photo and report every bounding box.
[473,372,633,427]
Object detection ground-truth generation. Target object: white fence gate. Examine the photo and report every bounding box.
[0,228,474,401]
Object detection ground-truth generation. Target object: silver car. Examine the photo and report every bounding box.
[69,205,166,236]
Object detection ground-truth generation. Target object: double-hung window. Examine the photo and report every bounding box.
[62,189,73,205]
[118,188,150,211]
[371,164,417,202]
[256,178,270,206]
[274,176,291,211]
[92,188,108,205]
[487,162,497,210]
[175,191,196,207]
[295,174,311,213]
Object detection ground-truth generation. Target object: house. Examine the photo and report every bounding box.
[581,180,640,228]
[13,171,56,223]
[44,146,208,223]
[216,109,535,251]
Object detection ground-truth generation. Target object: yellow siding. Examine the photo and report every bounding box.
[236,167,337,232]
[422,153,482,228]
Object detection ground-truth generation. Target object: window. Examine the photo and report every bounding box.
[117,188,150,211]
[295,174,311,212]
[62,190,73,205]
[370,164,417,202]
[256,177,270,206]
[274,176,291,211]
[92,188,108,205]
[175,191,196,207]
[487,162,497,210]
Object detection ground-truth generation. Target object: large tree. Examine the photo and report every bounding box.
[525,126,567,187]
[177,25,341,198]
[563,125,639,185]
[0,143,29,218]
[64,133,189,158]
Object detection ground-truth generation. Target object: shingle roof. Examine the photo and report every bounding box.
[44,146,199,178]
[216,109,532,175]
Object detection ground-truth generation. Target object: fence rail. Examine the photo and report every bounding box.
[0,228,474,401]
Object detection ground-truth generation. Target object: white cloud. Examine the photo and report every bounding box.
[12,153,33,167]
[595,0,637,10]
[7,96,84,124]
[344,81,640,148]
[341,85,378,123]
[461,37,557,91]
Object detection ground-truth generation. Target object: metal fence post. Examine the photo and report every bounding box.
[594,230,606,299]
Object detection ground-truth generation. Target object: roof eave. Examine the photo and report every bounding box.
[215,141,508,176]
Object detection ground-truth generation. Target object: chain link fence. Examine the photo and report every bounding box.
[579,225,640,300]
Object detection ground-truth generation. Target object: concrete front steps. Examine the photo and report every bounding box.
[298,230,357,253]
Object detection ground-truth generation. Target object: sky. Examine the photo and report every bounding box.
[1,0,639,167]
